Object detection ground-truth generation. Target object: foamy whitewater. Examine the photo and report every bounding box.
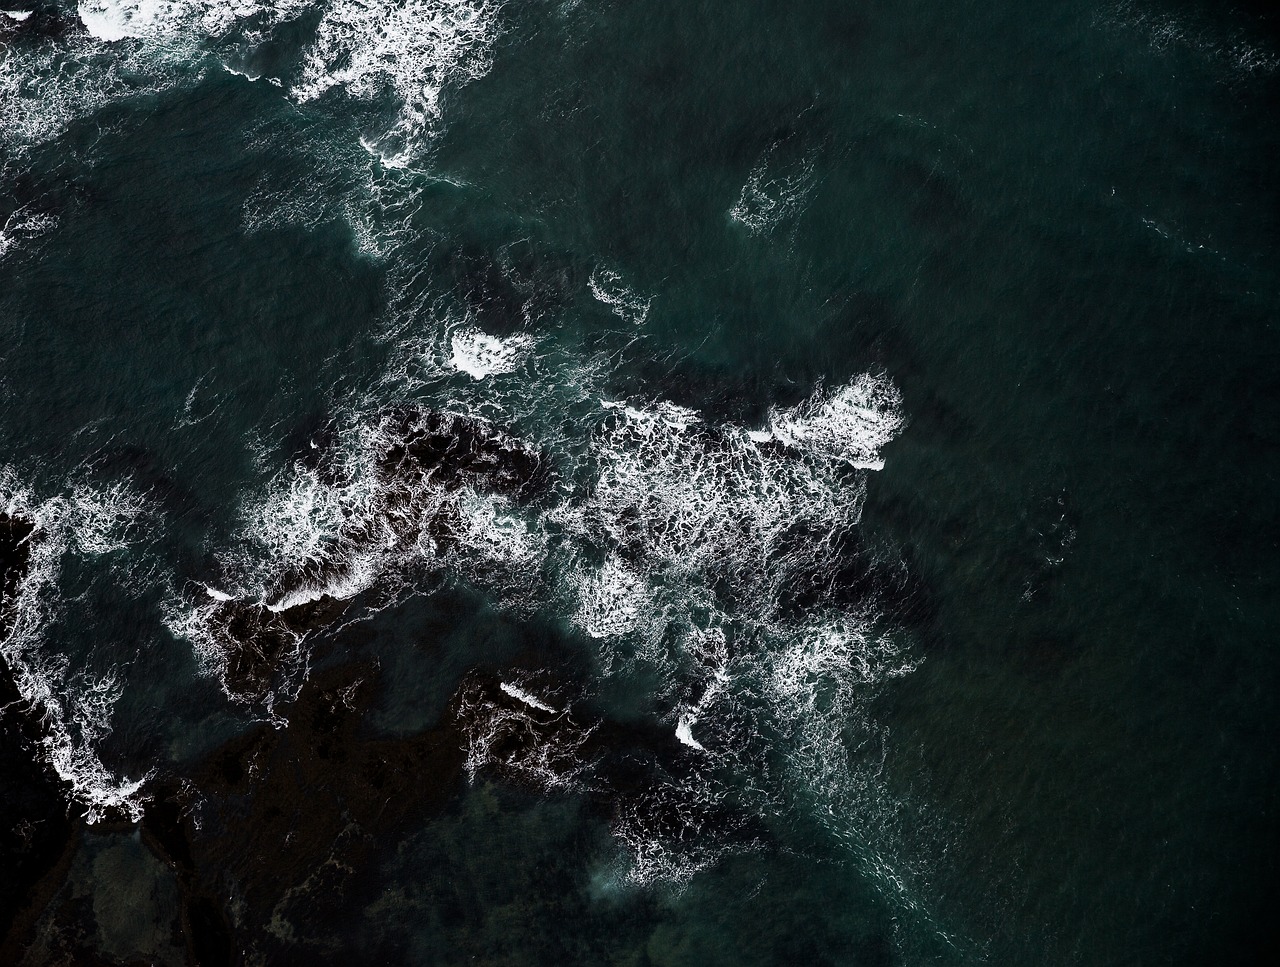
[2,2,500,164]
[1,468,152,823]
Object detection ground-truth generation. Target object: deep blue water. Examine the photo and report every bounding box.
[2,2,1278,964]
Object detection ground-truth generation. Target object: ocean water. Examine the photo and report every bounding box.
[1,1,1277,964]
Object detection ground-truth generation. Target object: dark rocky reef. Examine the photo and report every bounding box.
[455,673,768,863]
[1,512,34,629]
[374,408,553,505]
[198,408,553,703]
[194,591,353,704]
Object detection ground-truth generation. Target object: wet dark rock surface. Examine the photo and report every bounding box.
[374,408,553,505]
[197,592,352,704]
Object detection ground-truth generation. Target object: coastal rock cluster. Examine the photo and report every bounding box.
[0,408,787,962]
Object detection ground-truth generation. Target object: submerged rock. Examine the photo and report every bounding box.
[140,659,468,964]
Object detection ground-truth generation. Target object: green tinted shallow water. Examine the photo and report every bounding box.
[1,1,1278,964]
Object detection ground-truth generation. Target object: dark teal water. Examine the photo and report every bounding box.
[2,2,1277,964]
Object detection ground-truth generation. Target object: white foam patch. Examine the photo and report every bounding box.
[76,0,309,43]
[2,469,152,823]
[765,374,905,470]
[565,390,877,610]
[674,711,704,751]
[448,326,534,379]
[2,9,32,21]
[293,0,501,163]
[78,0,183,41]
[570,554,651,642]
[589,267,651,326]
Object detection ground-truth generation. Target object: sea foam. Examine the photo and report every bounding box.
[293,0,500,162]
[1,469,152,823]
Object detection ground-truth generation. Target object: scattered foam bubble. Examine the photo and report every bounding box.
[589,267,651,326]
[730,143,817,235]
[1,1,300,155]
[1099,1,1278,78]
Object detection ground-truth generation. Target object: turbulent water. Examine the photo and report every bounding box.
[1,1,1278,964]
